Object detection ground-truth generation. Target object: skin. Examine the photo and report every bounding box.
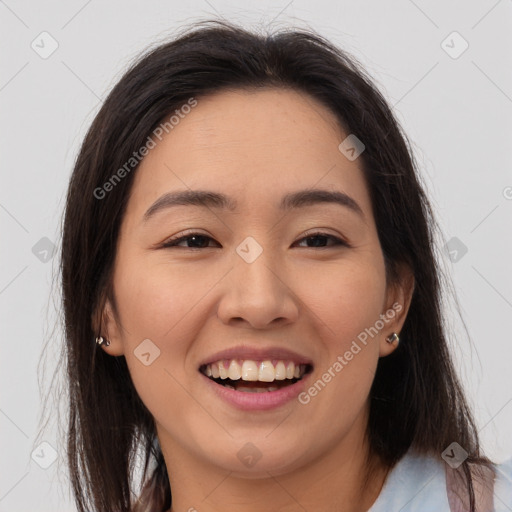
[98,88,414,512]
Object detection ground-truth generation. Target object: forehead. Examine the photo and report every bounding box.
[126,87,372,220]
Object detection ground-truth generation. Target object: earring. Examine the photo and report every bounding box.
[96,336,110,347]
[386,332,399,345]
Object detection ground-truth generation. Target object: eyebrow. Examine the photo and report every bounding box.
[142,188,364,222]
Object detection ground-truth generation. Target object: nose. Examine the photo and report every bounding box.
[216,248,300,329]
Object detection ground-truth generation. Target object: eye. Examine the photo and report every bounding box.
[161,231,350,250]
[293,232,350,248]
[161,232,219,249]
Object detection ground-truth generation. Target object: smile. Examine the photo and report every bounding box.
[199,359,313,393]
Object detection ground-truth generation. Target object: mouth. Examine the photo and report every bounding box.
[199,359,314,393]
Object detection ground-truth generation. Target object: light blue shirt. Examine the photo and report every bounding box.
[368,449,512,511]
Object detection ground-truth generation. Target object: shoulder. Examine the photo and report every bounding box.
[369,450,512,512]
[446,455,512,512]
[493,456,512,512]
[369,450,451,511]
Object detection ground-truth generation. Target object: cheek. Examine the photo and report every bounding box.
[295,254,386,411]
[110,256,205,402]
[299,256,387,345]
[113,253,218,338]
[111,251,233,418]
[114,260,201,428]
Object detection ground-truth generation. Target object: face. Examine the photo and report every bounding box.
[99,88,411,478]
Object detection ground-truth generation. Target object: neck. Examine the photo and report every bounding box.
[159,412,389,512]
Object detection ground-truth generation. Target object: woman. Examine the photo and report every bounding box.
[59,19,512,512]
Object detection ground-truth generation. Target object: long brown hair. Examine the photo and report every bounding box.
[54,19,493,512]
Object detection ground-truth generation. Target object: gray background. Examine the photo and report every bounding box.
[1,1,511,510]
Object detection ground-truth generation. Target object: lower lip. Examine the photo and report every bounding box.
[200,371,311,411]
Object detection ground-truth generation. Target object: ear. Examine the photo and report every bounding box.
[379,263,415,358]
[91,294,125,356]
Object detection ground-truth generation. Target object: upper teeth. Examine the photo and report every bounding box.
[203,360,306,382]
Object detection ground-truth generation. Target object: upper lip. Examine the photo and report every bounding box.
[198,345,314,368]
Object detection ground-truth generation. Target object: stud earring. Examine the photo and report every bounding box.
[386,332,399,345]
[95,336,110,347]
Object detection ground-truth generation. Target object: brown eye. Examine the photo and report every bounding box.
[294,232,350,248]
[162,233,219,249]
[161,231,350,250]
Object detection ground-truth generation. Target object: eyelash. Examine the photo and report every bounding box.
[161,230,351,249]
